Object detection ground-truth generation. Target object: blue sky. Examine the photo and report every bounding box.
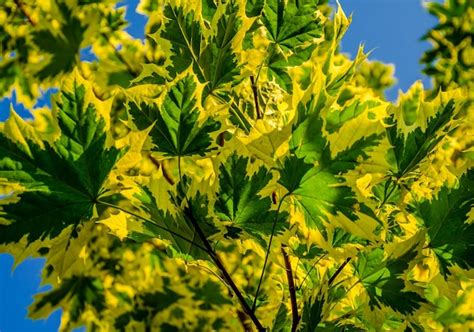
[0,1,437,331]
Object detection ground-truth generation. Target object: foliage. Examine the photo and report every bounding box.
[421,0,473,92]
[0,0,473,331]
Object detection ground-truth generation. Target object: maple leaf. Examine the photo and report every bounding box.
[32,4,85,80]
[355,233,426,314]
[0,81,123,248]
[280,98,381,230]
[386,84,459,178]
[161,3,240,97]
[127,75,221,157]
[215,153,288,243]
[411,170,474,275]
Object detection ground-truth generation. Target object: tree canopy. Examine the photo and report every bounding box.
[0,0,473,331]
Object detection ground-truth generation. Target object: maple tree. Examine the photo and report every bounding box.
[0,0,473,331]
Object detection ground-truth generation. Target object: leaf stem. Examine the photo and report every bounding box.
[176,161,265,331]
[328,257,352,286]
[14,0,36,26]
[182,206,265,331]
[96,200,207,252]
[297,253,327,290]
[252,194,288,312]
[250,76,262,119]
[281,245,299,332]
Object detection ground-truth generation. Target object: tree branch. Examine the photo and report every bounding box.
[165,160,265,331]
[250,76,262,119]
[237,310,253,332]
[281,245,299,332]
[182,206,265,332]
[96,200,207,252]
[14,0,36,26]
[148,155,175,185]
[328,257,352,287]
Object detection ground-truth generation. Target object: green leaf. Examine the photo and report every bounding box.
[246,0,265,17]
[199,3,241,98]
[0,82,123,247]
[386,94,457,177]
[127,75,221,157]
[260,0,322,51]
[132,186,213,260]
[277,155,313,194]
[247,0,323,91]
[0,61,16,97]
[271,301,290,332]
[300,292,325,332]
[268,46,316,92]
[161,3,240,97]
[191,280,233,309]
[411,170,474,275]
[278,155,356,230]
[282,100,380,230]
[32,4,85,80]
[114,285,183,330]
[30,276,106,323]
[215,153,288,242]
[162,5,203,79]
[201,0,218,22]
[355,234,425,314]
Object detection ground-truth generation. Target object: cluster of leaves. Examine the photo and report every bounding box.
[421,0,473,92]
[0,0,473,331]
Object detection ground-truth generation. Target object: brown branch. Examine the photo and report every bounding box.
[14,0,36,26]
[237,310,253,332]
[250,76,262,119]
[182,206,265,332]
[217,132,225,147]
[281,245,299,332]
[328,257,352,287]
[148,155,175,185]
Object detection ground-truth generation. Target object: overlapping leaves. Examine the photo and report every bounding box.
[0,0,473,331]
[0,80,123,246]
[411,170,474,275]
[215,153,288,242]
[246,0,323,92]
[160,2,241,98]
[355,234,425,314]
[279,98,381,231]
[127,75,221,157]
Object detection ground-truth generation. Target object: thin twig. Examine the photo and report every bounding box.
[328,257,352,287]
[14,0,36,26]
[148,155,175,185]
[252,194,288,312]
[281,245,299,332]
[296,254,327,290]
[96,200,207,252]
[176,161,265,331]
[250,76,262,119]
[182,206,265,331]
